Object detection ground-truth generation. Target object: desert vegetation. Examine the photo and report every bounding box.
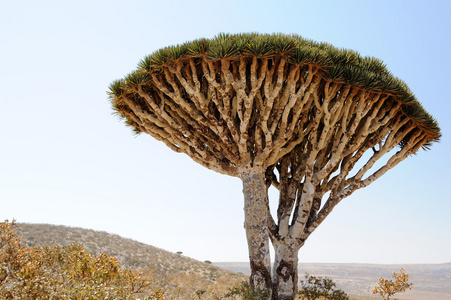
[8,221,444,300]
[8,221,249,299]
[0,221,246,299]
[373,268,413,300]
[4,221,360,299]
[1,220,160,299]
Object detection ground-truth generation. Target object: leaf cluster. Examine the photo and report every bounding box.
[373,268,413,300]
[298,273,350,300]
[108,32,440,142]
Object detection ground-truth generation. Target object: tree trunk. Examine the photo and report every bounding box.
[241,169,272,292]
[272,241,299,300]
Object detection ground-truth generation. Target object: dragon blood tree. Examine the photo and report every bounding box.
[108,33,440,299]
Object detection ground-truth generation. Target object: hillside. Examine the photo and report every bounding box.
[17,223,227,275]
[216,262,451,300]
[15,223,247,298]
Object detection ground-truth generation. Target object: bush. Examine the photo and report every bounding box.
[0,220,161,299]
[297,273,349,300]
[373,268,413,300]
[224,281,270,300]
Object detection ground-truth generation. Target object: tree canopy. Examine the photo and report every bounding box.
[110,35,439,133]
[109,33,440,177]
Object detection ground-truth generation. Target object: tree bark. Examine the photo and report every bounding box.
[241,169,272,292]
[272,241,299,300]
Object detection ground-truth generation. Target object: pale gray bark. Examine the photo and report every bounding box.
[241,169,272,291]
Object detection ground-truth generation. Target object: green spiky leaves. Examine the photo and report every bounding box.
[109,32,441,142]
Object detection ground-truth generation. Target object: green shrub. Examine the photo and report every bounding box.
[224,281,270,300]
[298,273,349,300]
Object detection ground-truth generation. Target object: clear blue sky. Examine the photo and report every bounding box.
[1,0,450,264]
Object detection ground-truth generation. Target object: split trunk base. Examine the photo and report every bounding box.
[272,242,300,300]
[241,169,301,299]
